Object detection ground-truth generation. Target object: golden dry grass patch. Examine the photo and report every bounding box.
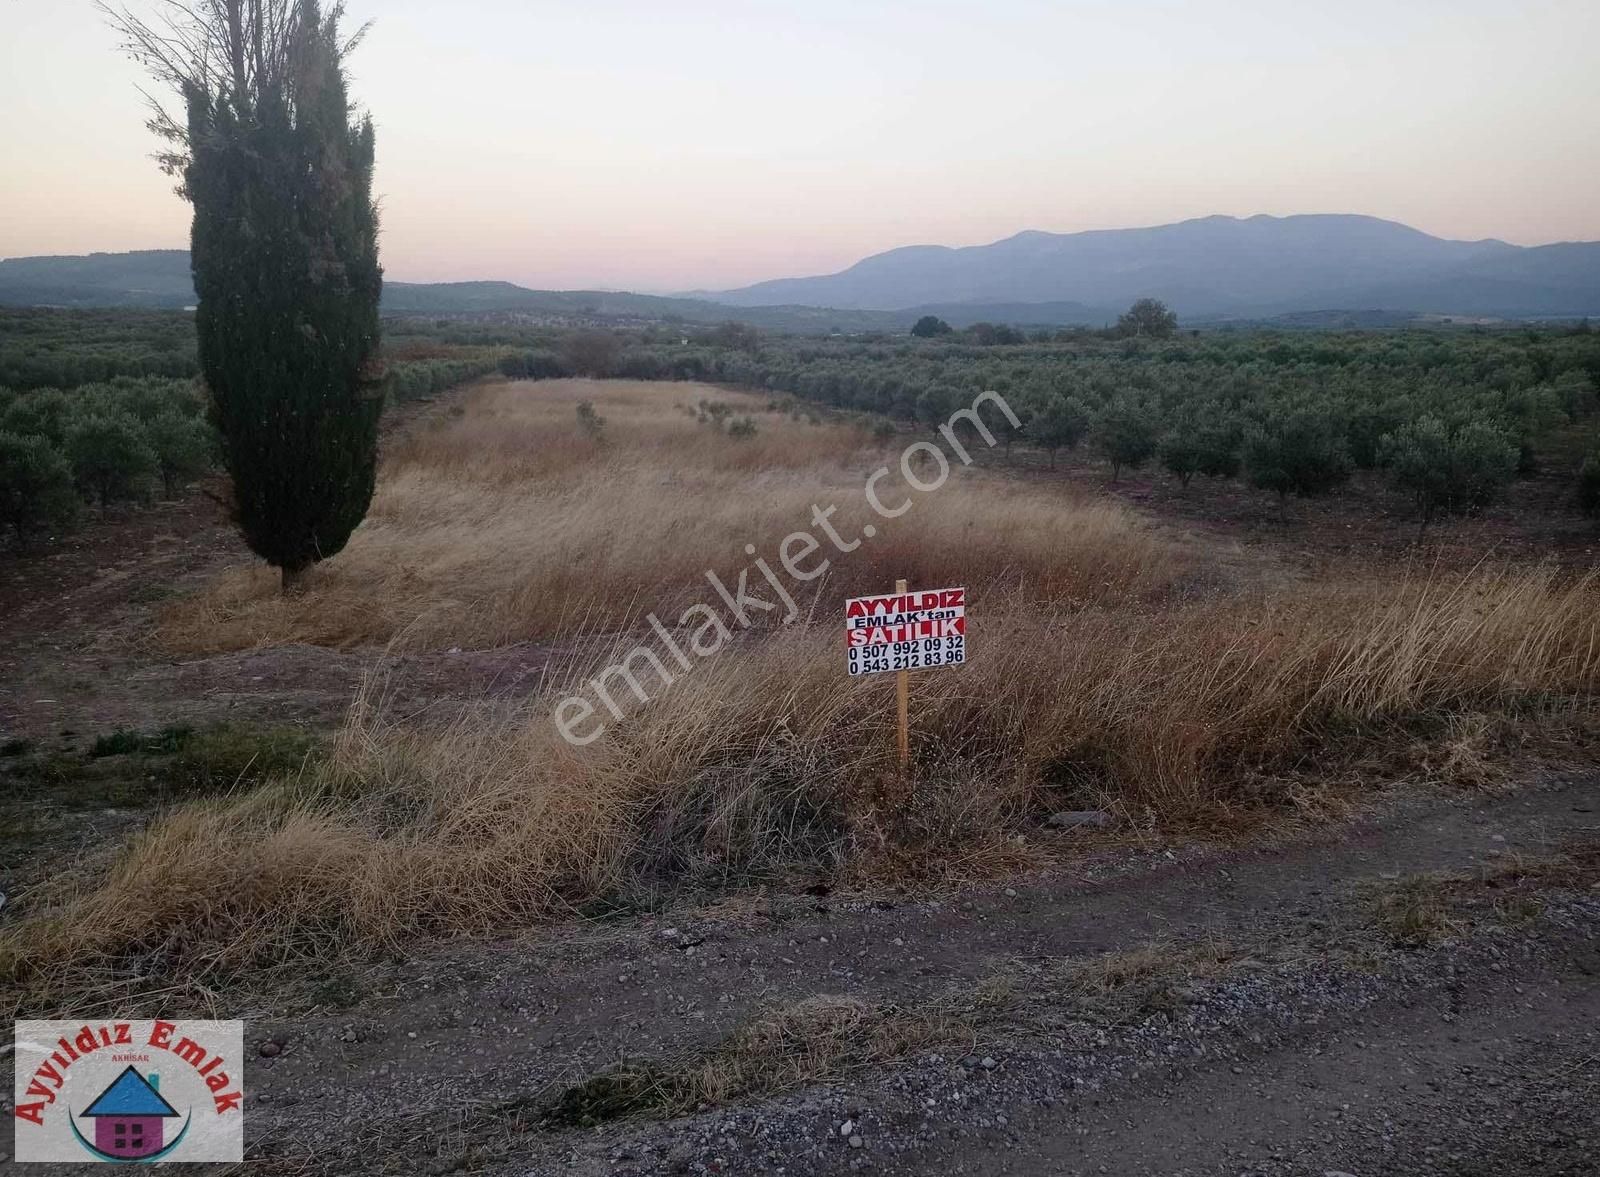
[161,378,1192,652]
[12,379,1600,1015]
[10,561,1600,1015]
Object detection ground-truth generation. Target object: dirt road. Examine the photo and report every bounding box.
[224,776,1600,1177]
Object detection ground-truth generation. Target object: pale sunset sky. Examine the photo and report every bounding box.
[2,0,1597,291]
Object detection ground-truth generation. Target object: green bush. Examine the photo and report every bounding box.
[0,431,79,544]
[1093,398,1159,481]
[1158,431,1202,487]
[144,410,216,497]
[164,723,318,794]
[1554,370,1596,421]
[0,389,74,447]
[1379,415,1518,532]
[1244,409,1351,513]
[64,413,158,509]
[1346,399,1412,469]
[1193,421,1242,480]
[1029,395,1089,467]
[78,377,201,424]
[576,400,606,441]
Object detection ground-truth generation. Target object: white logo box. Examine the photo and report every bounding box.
[13,1019,244,1163]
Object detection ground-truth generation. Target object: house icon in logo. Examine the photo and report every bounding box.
[78,1065,181,1161]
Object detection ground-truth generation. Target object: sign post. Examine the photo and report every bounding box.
[844,582,968,774]
[894,578,911,774]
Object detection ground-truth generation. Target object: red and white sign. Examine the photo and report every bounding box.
[845,586,966,677]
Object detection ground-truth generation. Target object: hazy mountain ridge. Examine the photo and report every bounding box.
[0,250,1114,330]
[6,213,1598,326]
[706,214,1600,318]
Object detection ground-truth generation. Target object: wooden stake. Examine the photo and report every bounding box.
[895,577,910,775]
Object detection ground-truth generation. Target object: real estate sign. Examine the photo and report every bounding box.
[845,586,966,677]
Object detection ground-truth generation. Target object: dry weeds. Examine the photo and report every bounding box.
[161,379,1187,652]
[538,993,970,1127]
[1372,833,1600,947]
[8,564,1598,1014]
[7,380,1600,1014]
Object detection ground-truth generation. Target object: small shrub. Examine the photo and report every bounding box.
[1092,398,1159,482]
[144,410,216,497]
[575,400,607,441]
[0,431,78,543]
[64,413,157,509]
[1158,432,1202,487]
[1193,422,1242,480]
[696,400,734,430]
[1379,415,1518,533]
[90,730,147,758]
[727,416,758,440]
[0,389,74,447]
[86,723,315,792]
[1029,395,1089,468]
[1244,409,1351,516]
[166,723,318,794]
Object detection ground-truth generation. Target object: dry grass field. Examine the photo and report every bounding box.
[6,377,1600,1014]
[161,380,1187,652]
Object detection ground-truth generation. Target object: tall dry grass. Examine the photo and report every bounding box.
[9,565,1599,1012]
[160,379,1190,652]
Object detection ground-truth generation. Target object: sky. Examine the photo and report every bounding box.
[2,0,1598,292]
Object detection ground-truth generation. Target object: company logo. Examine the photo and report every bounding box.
[12,1020,244,1163]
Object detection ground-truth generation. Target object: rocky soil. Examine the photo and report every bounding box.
[198,775,1600,1177]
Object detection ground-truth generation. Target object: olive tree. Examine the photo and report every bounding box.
[65,414,158,509]
[145,410,216,497]
[1093,398,1159,482]
[1244,409,1351,520]
[1158,432,1201,487]
[0,432,78,544]
[1193,421,1243,480]
[1028,395,1089,468]
[0,390,74,447]
[1379,415,1518,536]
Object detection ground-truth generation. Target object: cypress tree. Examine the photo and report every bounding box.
[108,1,382,590]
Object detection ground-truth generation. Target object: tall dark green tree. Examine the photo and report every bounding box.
[107,0,383,591]
[1116,298,1178,338]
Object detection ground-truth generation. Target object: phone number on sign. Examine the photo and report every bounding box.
[847,634,966,677]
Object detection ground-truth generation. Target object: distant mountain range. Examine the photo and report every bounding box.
[4,213,1598,329]
[704,214,1600,320]
[0,249,1079,332]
